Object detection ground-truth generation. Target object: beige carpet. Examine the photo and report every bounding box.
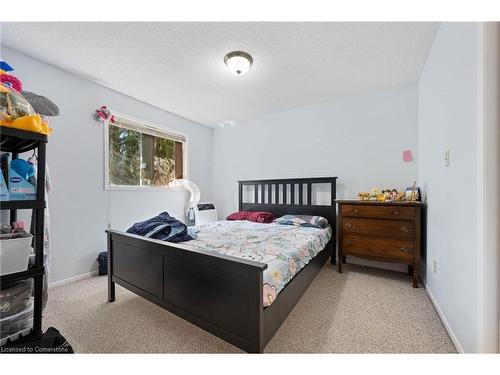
[43,263,456,353]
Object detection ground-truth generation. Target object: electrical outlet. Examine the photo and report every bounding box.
[444,149,450,167]
[433,259,438,274]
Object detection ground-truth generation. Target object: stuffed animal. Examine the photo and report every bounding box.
[370,188,381,200]
[382,189,391,200]
[390,189,398,201]
[357,192,370,201]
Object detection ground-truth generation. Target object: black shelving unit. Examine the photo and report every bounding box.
[1,126,47,344]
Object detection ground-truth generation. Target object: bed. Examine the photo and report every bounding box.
[106,177,337,353]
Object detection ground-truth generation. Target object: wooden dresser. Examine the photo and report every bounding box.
[336,200,424,287]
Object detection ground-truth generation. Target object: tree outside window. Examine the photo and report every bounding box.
[107,121,184,188]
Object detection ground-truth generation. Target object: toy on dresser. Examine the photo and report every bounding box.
[357,187,409,202]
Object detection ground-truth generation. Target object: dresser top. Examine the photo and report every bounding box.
[335,199,424,206]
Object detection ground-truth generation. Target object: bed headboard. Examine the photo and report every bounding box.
[238,177,337,226]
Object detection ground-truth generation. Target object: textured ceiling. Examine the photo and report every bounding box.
[0,22,439,127]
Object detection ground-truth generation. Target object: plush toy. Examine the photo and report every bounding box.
[0,62,53,135]
[357,192,370,201]
[382,189,391,200]
[94,105,115,123]
[370,188,381,200]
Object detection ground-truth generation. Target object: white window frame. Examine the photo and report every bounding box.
[104,110,188,190]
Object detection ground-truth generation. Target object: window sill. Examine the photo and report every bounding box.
[104,185,187,192]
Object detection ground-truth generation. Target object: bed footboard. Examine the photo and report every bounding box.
[106,230,267,353]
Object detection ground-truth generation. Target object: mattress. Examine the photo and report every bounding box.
[187,220,332,307]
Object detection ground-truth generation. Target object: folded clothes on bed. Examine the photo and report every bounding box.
[126,212,192,243]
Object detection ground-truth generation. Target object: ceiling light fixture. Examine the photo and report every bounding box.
[224,51,253,76]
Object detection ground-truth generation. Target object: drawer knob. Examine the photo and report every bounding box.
[393,211,399,216]
[346,223,353,229]
[346,240,352,246]
[400,226,409,232]
[353,209,359,214]
[400,247,409,254]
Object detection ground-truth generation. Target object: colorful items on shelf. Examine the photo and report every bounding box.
[0,154,36,201]
[0,60,55,135]
[0,61,14,72]
[11,158,36,181]
[0,89,48,134]
[11,221,26,232]
[0,73,22,92]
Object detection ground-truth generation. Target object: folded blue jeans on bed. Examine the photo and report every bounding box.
[126,212,193,243]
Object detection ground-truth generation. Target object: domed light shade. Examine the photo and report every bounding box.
[224,51,253,76]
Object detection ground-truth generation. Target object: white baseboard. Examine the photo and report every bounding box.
[49,270,98,288]
[425,284,464,353]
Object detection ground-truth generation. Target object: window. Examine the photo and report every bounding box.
[105,114,185,188]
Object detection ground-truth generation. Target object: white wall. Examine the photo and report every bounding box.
[212,82,418,271]
[418,23,483,353]
[1,47,213,284]
[212,82,418,216]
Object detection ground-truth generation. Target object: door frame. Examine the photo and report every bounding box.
[477,21,500,353]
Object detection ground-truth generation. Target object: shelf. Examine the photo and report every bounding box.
[0,126,47,153]
[0,125,48,344]
[1,267,45,284]
[0,200,45,210]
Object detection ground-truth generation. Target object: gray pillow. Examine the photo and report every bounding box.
[21,91,59,116]
[275,215,329,229]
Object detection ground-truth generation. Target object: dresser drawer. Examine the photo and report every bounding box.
[342,217,414,240]
[342,235,414,261]
[341,204,416,220]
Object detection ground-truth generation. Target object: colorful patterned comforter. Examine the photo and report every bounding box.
[186,220,332,307]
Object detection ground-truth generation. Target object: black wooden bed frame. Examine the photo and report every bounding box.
[106,177,337,353]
